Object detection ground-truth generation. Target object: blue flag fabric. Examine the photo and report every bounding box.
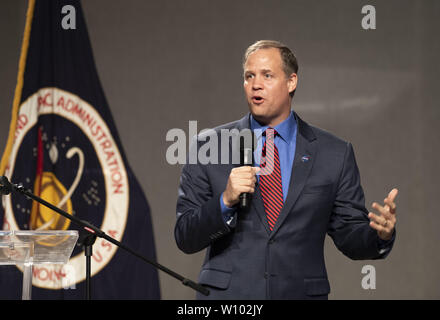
[0,0,160,299]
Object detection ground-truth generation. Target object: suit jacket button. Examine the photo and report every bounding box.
[264,272,269,279]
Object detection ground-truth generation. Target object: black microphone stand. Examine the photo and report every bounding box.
[79,231,96,300]
[0,176,209,300]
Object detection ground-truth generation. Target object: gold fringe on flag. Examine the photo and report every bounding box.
[0,0,36,175]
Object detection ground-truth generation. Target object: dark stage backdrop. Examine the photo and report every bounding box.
[1,0,439,299]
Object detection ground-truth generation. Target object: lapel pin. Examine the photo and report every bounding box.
[301,155,310,163]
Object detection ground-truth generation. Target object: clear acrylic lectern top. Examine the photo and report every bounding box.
[0,230,79,300]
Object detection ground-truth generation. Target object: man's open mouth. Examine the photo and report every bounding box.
[252,96,264,104]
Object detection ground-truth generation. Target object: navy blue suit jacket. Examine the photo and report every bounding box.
[175,112,394,299]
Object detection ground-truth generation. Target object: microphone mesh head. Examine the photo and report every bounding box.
[243,148,253,165]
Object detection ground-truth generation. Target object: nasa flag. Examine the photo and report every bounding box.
[0,0,160,299]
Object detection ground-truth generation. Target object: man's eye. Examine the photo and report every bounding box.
[246,74,254,79]
[265,74,272,78]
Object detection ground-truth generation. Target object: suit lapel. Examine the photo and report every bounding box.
[269,114,317,238]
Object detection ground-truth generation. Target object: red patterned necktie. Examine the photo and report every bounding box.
[259,128,283,231]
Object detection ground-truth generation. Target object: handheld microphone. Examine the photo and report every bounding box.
[239,136,254,209]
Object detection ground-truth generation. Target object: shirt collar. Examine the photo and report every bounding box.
[250,111,297,144]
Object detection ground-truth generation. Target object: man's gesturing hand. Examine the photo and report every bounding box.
[223,166,260,208]
[368,188,398,241]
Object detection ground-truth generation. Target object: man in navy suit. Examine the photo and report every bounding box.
[175,40,398,299]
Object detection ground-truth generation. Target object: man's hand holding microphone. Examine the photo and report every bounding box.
[222,166,260,208]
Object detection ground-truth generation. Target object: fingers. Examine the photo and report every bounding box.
[369,220,387,233]
[384,188,398,213]
[230,178,256,192]
[235,178,256,189]
[369,192,397,241]
[223,166,259,207]
[230,167,259,183]
[384,197,396,214]
[231,166,260,177]
[388,188,399,202]
[368,211,387,227]
[369,219,394,241]
[372,202,393,220]
[368,212,395,240]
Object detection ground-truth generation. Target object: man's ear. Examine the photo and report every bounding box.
[287,73,297,94]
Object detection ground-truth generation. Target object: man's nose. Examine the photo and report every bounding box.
[252,75,263,90]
